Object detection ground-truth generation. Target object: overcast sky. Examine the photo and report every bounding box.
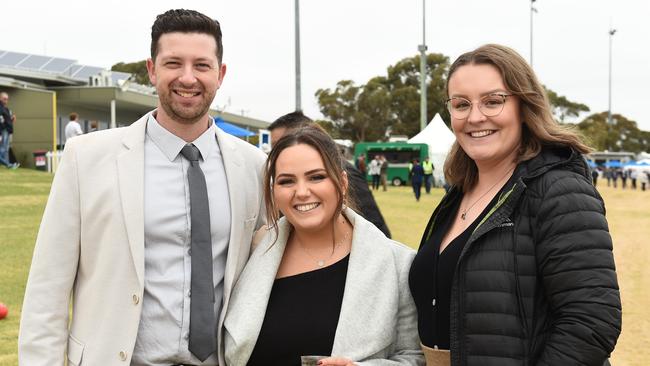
[2,0,649,131]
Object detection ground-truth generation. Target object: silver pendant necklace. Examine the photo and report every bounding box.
[297,229,350,267]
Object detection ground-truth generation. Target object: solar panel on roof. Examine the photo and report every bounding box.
[17,55,51,69]
[66,64,83,76]
[42,57,76,73]
[71,65,104,80]
[0,51,30,66]
[111,71,131,84]
[0,50,136,86]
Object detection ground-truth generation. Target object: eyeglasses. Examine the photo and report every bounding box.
[446,93,513,119]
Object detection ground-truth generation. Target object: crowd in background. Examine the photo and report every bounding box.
[593,167,650,191]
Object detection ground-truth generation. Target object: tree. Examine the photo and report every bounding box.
[111,60,151,86]
[379,53,450,136]
[315,80,391,142]
[577,112,650,152]
[576,113,610,150]
[314,119,340,139]
[315,53,450,142]
[545,87,590,123]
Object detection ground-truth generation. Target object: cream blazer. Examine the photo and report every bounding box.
[18,112,267,366]
[224,208,424,366]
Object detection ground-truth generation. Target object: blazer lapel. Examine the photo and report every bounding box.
[331,209,398,359]
[214,127,246,300]
[223,220,289,365]
[117,115,147,288]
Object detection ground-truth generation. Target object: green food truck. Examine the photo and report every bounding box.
[354,141,429,186]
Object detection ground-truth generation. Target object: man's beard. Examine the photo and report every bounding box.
[158,89,215,125]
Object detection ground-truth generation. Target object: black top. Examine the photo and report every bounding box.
[247,255,350,366]
[344,161,391,238]
[408,187,504,349]
[0,104,13,133]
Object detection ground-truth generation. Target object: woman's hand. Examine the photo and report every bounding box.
[317,356,356,366]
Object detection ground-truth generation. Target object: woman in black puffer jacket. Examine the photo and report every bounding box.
[409,44,621,366]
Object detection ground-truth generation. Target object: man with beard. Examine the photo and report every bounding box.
[19,9,267,366]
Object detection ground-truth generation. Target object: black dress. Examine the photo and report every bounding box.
[408,188,504,350]
[247,255,349,366]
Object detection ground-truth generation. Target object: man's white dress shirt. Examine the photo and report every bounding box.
[132,115,231,366]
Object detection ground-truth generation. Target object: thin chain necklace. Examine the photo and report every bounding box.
[460,166,515,220]
[296,229,350,267]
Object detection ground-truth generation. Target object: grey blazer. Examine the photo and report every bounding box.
[223,208,424,365]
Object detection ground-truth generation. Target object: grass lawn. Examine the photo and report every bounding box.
[0,169,52,365]
[0,169,647,365]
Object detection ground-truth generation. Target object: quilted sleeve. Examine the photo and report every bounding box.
[533,171,622,366]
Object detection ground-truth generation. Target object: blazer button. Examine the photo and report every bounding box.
[119,351,127,361]
[132,294,140,305]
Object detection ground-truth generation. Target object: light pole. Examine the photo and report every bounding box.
[419,0,428,132]
[294,0,302,111]
[607,27,616,150]
[530,0,537,67]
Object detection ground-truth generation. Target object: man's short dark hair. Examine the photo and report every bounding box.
[268,111,312,132]
[151,9,223,64]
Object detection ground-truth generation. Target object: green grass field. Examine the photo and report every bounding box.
[0,169,647,365]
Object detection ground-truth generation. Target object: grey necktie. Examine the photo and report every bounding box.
[180,144,216,361]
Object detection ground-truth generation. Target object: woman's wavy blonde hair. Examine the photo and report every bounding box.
[444,44,591,191]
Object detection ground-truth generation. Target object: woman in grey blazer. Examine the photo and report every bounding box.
[223,126,423,366]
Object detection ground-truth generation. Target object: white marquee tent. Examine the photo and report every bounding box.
[408,113,456,186]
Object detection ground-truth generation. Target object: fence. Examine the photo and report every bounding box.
[45,151,63,173]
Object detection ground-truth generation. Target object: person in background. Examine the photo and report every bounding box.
[410,159,424,202]
[355,154,366,176]
[0,91,19,169]
[591,166,599,186]
[379,154,389,191]
[409,44,620,366]
[64,112,84,143]
[267,111,391,238]
[422,156,434,193]
[223,126,422,366]
[368,154,381,191]
[618,168,628,189]
[629,168,637,189]
[639,170,649,191]
[19,9,267,366]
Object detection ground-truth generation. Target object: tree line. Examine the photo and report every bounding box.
[111,55,650,153]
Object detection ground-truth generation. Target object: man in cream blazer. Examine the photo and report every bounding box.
[19,9,266,366]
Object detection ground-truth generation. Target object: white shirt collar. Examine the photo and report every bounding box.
[146,113,219,162]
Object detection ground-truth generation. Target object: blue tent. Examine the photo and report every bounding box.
[214,117,255,137]
[586,159,597,168]
[604,160,622,168]
[625,161,650,167]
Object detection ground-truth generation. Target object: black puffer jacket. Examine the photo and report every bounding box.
[419,146,621,366]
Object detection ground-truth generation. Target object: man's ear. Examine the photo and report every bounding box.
[146,58,157,86]
[216,63,227,89]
